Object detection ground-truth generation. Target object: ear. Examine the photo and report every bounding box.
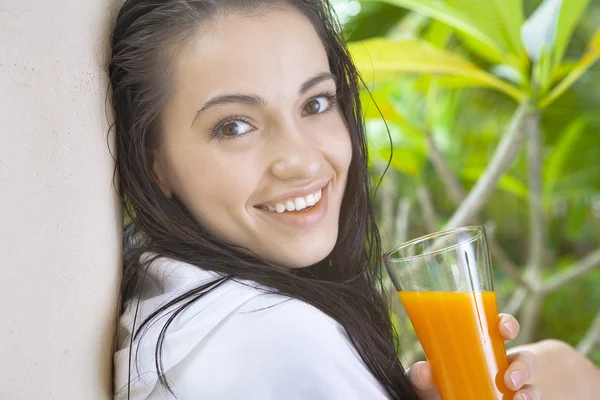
[148,148,173,198]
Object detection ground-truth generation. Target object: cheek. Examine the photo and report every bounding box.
[166,145,258,235]
[324,115,353,177]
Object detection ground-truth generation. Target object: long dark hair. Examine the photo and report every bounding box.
[109,1,417,399]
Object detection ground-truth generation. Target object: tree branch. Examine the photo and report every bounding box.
[519,111,544,344]
[577,310,600,356]
[416,184,439,232]
[444,101,532,229]
[394,197,412,245]
[502,287,528,315]
[426,133,466,205]
[425,131,532,290]
[526,113,545,276]
[542,248,600,293]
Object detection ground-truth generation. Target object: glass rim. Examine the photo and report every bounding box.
[383,225,484,263]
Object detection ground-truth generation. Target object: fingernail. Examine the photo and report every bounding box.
[504,320,517,336]
[510,370,524,388]
[415,364,422,383]
[518,393,532,400]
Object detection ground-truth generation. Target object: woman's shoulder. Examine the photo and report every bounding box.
[114,255,356,399]
[114,254,335,340]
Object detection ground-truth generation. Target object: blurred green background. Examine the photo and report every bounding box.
[333,0,600,365]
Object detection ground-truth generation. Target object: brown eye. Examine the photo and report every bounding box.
[303,96,330,116]
[218,120,252,137]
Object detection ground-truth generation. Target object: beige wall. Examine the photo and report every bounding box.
[0,1,121,398]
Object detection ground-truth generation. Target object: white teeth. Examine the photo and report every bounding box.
[264,187,325,213]
[294,197,306,210]
[285,200,295,212]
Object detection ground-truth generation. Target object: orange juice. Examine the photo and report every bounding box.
[399,291,513,400]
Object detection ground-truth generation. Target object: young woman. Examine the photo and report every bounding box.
[109,1,540,399]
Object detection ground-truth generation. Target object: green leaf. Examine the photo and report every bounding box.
[371,0,507,63]
[540,27,600,108]
[461,167,528,199]
[381,147,427,177]
[365,108,428,177]
[552,0,591,66]
[490,0,525,57]
[544,117,588,199]
[521,0,562,62]
[550,60,578,84]
[423,20,453,48]
[348,38,524,102]
[449,0,525,59]
[360,88,408,126]
[552,167,600,200]
[565,198,590,239]
[532,46,554,96]
[342,1,408,42]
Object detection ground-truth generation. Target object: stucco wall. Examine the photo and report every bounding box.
[0,1,121,398]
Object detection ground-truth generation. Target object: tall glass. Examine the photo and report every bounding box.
[384,226,514,400]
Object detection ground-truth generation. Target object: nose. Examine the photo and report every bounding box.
[268,121,322,181]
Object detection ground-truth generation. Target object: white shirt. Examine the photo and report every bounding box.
[114,255,392,399]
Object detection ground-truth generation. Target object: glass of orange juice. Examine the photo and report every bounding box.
[384,226,514,400]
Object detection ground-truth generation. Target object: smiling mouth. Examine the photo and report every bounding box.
[259,187,323,214]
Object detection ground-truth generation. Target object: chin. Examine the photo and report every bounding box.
[272,236,337,270]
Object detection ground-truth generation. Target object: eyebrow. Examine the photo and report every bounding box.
[298,71,336,95]
[190,71,336,128]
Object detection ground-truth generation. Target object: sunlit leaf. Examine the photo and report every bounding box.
[540,27,600,108]
[459,33,506,65]
[521,0,563,62]
[425,79,461,136]
[550,60,578,84]
[360,85,429,144]
[380,147,427,177]
[552,0,591,66]
[533,46,554,95]
[423,20,452,48]
[544,117,588,200]
[366,114,427,177]
[360,88,407,126]
[415,75,503,91]
[348,38,524,102]
[489,0,525,57]
[461,168,528,199]
[449,0,525,63]
[370,0,507,63]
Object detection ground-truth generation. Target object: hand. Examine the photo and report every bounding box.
[510,339,600,400]
[407,313,540,400]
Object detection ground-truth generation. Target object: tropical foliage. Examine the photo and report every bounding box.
[335,0,600,365]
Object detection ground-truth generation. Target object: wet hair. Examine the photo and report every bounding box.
[109,1,417,399]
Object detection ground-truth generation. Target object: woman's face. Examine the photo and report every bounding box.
[153,7,352,269]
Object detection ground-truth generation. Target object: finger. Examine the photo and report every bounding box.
[498,313,520,341]
[514,384,542,400]
[407,361,440,400]
[505,351,539,391]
